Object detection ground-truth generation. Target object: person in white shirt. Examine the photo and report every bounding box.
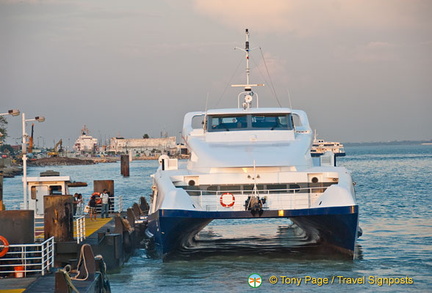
[100,189,110,218]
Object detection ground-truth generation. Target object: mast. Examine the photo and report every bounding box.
[232,29,264,109]
[245,28,250,86]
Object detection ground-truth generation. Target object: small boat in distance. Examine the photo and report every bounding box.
[145,29,360,260]
[311,131,346,157]
[73,125,98,154]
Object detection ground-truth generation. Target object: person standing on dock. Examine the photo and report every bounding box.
[100,189,110,219]
[89,195,97,221]
[75,193,84,215]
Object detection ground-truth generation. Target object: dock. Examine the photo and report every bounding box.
[0,200,149,293]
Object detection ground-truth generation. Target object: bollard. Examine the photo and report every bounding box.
[126,208,135,228]
[121,155,130,177]
[139,197,150,215]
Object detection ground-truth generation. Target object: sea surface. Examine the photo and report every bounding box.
[3,144,432,292]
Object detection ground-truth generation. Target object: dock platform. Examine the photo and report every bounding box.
[0,215,137,293]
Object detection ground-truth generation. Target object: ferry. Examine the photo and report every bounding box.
[146,29,360,259]
[73,125,98,154]
[311,131,346,157]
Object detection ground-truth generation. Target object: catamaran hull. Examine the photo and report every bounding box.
[146,205,359,259]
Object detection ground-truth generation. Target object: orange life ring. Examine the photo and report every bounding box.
[220,193,235,208]
[92,192,102,204]
[0,235,9,258]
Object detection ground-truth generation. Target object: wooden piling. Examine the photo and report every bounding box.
[44,195,74,242]
[121,155,130,177]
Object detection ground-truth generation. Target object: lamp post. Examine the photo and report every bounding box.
[0,109,20,211]
[22,113,45,210]
[0,109,20,117]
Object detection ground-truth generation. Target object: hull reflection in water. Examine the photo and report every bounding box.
[146,206,359,260]
[154,219,361,262]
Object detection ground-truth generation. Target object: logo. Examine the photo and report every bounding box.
[269,275,278,284]
[248,273,262,288]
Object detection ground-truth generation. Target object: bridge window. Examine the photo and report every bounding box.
[251,114,292,130]
[208,115,248,131]
[207,114,293,132]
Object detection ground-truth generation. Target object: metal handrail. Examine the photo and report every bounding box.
[184,186,326,196]
[73,215,86,243]
[113,195,124,213]
[185,186,327,211]
[93,196,124,213]
[0,236,55,278]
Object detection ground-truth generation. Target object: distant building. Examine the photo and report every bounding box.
[73,126,98,153]
[108,136,177,156]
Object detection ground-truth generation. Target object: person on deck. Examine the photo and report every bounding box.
[100,189,110,219]
[89,195,97,221]
[75,193,84,216]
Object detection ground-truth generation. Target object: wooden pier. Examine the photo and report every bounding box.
[0,198,149,293]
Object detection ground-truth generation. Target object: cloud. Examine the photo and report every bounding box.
[334,41,399,62]
[193,0,293,33]
[193,0,432,36]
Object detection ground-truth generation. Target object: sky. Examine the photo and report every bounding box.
[1,0,431,149]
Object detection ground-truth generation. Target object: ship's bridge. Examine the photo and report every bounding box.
[182,108,313,170]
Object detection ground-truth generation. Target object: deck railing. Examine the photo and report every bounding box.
[74,215,86,243]
[94,196,124,214]
[186,186,327,211]
[112,195,124,213]
[0,236,55,278]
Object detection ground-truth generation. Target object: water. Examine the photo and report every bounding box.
[3,144,432,292]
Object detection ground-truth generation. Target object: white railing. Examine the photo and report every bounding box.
[0,236,55,278]
[74,215,86,244]
[94,196,124,214]
[186,186,327,211]
[113,195,124,213]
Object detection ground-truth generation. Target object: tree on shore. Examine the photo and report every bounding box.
[0,116,8,145]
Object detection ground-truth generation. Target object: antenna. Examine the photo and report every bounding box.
[203,93,210,131]
[232,29,264,109]
[245,28,250,85]
[205,92,210,112]
[286,88,293,109]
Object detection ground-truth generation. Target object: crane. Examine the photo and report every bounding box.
[48,139,63,157]
[28,123,34,153]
